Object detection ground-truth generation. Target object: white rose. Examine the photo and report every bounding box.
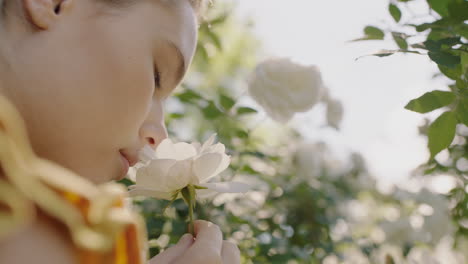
[128,134,249,200]
[248,57,325,122]
[326,98,344,129]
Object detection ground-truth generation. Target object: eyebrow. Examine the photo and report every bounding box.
[167,41,186,85]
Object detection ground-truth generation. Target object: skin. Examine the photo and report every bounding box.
[0,0,240,263]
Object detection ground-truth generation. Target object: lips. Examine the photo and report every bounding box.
[119,151,139,167]
[118,153,130,180]
[117,151,139,181]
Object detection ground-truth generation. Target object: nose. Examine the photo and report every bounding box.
[139,122,168,150]
[139,102,168,150]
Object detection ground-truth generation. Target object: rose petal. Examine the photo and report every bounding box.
[135,159,176,191]
[199,154,231,183]
[138,145,157,163]
[165,159,193,191]
[200,134,217,153]
[191,142,202,153]
[196,188,218,199]
[199,182,250,193]
[204,142,225,155]
[126,167,137,182]
[128,186,173,200]
[155,139,197,160]
[172,142,198,160]
[193,153,222,182]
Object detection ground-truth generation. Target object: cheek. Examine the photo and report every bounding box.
[75,32,155,143]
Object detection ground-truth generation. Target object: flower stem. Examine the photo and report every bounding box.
[188,201,194,235]
[181,186,196,236]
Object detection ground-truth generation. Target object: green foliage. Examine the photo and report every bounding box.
[427,111,457,158]
[404,90,455,113]
[236,107,258,115]
[392,32,408,50]
[389,4,402,23]
[353,26,385,41]
[427,0,450,17]
[358,0,468,242]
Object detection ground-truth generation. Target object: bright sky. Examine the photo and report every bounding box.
[236,0,450,188]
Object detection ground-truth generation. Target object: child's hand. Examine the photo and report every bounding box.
[149,220,240,264]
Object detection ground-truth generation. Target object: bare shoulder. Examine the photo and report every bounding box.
[0,218,77,264]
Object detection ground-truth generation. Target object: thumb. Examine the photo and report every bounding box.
[149,234,194,264]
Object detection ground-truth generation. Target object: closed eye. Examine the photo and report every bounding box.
[154,66,161,89]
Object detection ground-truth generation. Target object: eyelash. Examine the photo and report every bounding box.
[154,69,161,89]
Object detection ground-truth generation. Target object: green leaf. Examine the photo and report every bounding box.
[427,0,450,17]
[392,32,408,50]
[428,28,457,41]
[168,113,185,120]
[196,44,209,61]
[448,1,468,22]
[352,26,386,41]
[423,38,461,53]
[206,29,223,51]
[455,24,468,39]
[356,49,422,60]
[117,178,133,187]
[176,89,203,103]
[456,100,468,127]
[220,94,236,111]
[405,90,456,113]
[461,52,468,75]
[236,106,258,115]
[389,4,402,23]
[414,23,438,32]
[438,64,462,80]
[428,51,461,68]
[208,13,228,26]
[236,129,249,139]
[428,111,457,159]
[364,26,385,40]
[202,101,223,119]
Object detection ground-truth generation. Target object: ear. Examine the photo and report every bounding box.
[22,0,73,30]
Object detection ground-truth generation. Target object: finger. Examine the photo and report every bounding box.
[173,220,223,264]
[149,234,193,264]
[192,220,223,254]
[221,240,241,264]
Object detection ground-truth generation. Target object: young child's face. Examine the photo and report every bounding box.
[2,0,197,183]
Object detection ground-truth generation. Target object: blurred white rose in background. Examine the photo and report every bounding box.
[326,98,344,129]
[248,57,326,122]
